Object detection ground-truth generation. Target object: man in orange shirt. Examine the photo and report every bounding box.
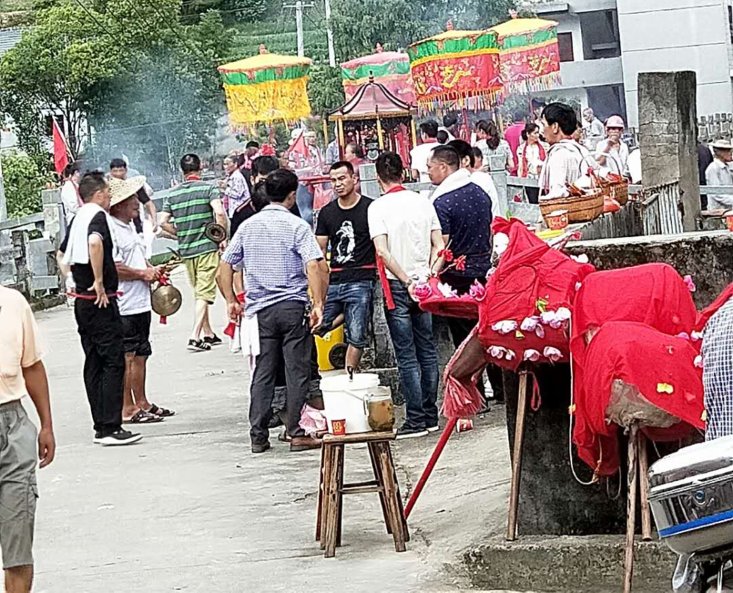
[0,285,56,593]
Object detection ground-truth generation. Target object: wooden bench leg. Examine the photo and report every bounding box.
[624,424,639,593]
[376,441,407,553]
[316,443,331,543]
[385,443,410,542]
[638,431,652,542]
[368,441,392,535]
[323,443,344,558]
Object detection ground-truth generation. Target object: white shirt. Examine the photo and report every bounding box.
[61,180,80,223]
[111,216,151,316]
[538,140,595,200]
[583,118,605,151]
[368,189,442,281]
[595,139,630,177]
[705,159,733,210]
[409,141,439,183]
[471,170,503,220]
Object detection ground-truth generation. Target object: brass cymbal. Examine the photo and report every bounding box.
[151,284,182,317]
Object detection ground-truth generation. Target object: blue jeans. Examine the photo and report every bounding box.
[385,280,439,429]
[323,280,374,349]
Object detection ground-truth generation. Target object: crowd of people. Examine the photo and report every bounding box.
[0,100,648,591]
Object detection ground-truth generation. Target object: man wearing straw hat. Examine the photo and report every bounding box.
[108,176,175,425]
[705,139,733,211]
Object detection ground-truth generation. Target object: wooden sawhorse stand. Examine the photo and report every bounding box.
[316,431,409,558]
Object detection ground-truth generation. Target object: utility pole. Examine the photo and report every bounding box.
[284,0,313,58]
[324,0,336,67]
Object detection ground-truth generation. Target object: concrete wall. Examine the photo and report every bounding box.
[617,0,733,127]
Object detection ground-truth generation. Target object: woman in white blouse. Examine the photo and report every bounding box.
[516,123,547,203]
[475,120,514,172]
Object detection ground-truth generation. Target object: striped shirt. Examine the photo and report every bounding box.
[163,180,220,259]
[222,204,323,317]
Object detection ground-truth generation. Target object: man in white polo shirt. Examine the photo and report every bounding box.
[0,284,55,592]
[369,152,445,439]
[108,177,175,425]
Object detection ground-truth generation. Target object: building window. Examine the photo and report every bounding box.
[558,32,574,62]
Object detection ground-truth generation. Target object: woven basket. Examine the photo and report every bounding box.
[608,181,629,205]
[540,191,605,223]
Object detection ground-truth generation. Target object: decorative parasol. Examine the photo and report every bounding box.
[218,47,312,127]
[341,44,416,105]
[407,25,503,112]
[488,17,561,95]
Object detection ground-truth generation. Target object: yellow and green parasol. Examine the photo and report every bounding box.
[218,50,312,126]
[488,18,562,95]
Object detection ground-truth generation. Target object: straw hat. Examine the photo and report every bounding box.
[711,139,733,151]
[109,175,146,207]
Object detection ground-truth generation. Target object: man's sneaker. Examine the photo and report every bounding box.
[251,442,271,454]
[426,425,441,433]
[93,429,143,446]
[395,425,429,440]
[187,339,211,352]
[203,334,223,346]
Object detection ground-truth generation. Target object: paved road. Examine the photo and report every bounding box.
[27,276,512,593]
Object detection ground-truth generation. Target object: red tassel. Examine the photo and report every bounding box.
[159,316,167,325]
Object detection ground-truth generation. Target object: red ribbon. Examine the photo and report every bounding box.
[383,185,407,195]
[67,291,122,301]
[158,275,170,325]
[376,257,395,311]
[223,292,246,338]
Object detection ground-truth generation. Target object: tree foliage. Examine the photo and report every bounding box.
[308,65,345,116]
[3,151,53,219]
[331,0,516,60]
[0,0,232,183]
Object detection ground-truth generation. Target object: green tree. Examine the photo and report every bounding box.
[308,65,345,116]
[331,0,516,60]
[3,151,53,219]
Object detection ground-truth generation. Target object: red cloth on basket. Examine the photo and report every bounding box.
[476,218,595,370]
[416,275,480,319]
[577,321,705,476]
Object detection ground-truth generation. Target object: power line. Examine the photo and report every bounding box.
[69,0,118,39]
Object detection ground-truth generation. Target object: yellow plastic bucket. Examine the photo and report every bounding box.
[316,325,345,372]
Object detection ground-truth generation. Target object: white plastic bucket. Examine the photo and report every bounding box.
[320,373,380,434]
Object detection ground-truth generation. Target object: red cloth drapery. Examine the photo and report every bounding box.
[52,120,69,175]
[476,218,594,370]
[578,321,704,476]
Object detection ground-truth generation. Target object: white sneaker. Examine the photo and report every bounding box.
[426,425,440,433]
[94,429,143,446]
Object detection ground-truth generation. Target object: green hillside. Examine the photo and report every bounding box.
[226,18,330,65]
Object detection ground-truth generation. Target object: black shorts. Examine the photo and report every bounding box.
[121,312,152,357]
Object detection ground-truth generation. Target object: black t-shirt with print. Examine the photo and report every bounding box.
[315,196,375,284]
[61,212,119,294]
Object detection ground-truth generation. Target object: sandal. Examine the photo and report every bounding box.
[124,410,164,424]
[146,404,175,418]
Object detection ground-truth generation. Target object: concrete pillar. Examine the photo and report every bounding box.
[505,364,627,535]
[638,71,700,231]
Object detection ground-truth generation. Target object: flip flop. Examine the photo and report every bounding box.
[146,404,175,418]
[124,410,164,424]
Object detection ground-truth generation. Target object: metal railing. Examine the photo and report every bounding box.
[637,182,684,236]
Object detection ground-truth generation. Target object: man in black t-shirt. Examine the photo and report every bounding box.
[315,161,375,370]
[58,171,142,447]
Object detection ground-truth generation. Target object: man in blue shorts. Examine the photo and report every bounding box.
[316,161,376,370]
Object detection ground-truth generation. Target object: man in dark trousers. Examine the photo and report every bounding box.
[60,172,142,446]
[218,169,329,453]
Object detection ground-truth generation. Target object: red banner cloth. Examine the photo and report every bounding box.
[411,53,502,103]
[52,120,69,175]
[577,321,705,476]
[476,218,595,371]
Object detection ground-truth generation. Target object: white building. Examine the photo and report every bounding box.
[526,0,733,127]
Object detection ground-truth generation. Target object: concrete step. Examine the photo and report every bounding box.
[463,535,677,593]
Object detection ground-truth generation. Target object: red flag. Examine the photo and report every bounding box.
[288,129,308,160]
[52,119,69,175]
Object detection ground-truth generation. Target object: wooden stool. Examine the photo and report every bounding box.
[315,431,409,558]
